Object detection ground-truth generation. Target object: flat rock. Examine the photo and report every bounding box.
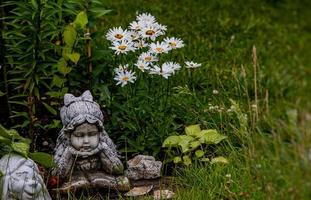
[125,155,162,180]
[124,185,154,197]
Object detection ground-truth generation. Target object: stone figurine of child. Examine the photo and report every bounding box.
[0,154,51,200]
[53,90,129,191]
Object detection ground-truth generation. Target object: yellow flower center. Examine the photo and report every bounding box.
[146,30,155,36]
[145,56,152,61]
[115,34,123,39]
[156,47,163,52]
[121,76,129,81]
[118,45,127,50]
[169,42,177,47]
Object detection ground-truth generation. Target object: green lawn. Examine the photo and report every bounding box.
[99,0,311,199]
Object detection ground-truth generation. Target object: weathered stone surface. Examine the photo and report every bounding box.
[125,185,154,197]
[56,171,130,193]
[0,154,51,200]
[125,155,162,180]
[153,189,175,200]
[53,90,128,191]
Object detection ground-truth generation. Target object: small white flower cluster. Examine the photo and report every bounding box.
[106,13,202,86]
[204,103,238,114]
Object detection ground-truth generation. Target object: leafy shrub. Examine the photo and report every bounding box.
[162,124,228,166]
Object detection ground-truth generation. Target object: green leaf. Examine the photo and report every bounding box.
[0,124,12,139]
[189,140,201,149]
[195,150,205,158]
[185,124,201,136]
[178,135,195,153]
[0,91,6,97]
[57,58,71,75]
[89,8,111,18]
[12,142,29,157]
[162,135,180,147]
[0,125,20,139]
[31,0,38,9]
[200,157,210,162]
[183,155,192,166]
[211,156,229,164]
[67,52,80,64]
[198,129,227,144]
[173,156,182,164]
[42,102,57,116]
[0,135,11,145]
[63,25,77,47]
[73,11,88,29]
[29,152,56,168]
[52,75,66,88]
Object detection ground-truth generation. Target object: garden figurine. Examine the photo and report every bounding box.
[53,90,129,191]
[0,154,51,200]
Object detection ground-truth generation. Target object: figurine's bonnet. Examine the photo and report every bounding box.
[60,90,104,133]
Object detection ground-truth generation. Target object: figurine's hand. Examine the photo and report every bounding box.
[68,145,101,158]
[98,143,124,174]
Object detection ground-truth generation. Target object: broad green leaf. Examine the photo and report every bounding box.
[63,25,77,46]
[173,156,182,164]
[12,142,29,157]
[29,152,56,168]
[200,157,210,162]
[195,150,205,158]
[183,155,192,166]
[0,124,11,138]
[73,11,88,29]
[178,135,194,153]
[42,102,57,116]
[52,75,65,88]
[189,140,201,149]
[198,129,227,144]
[67,52,80,64]
[0,135,11,145]
[211,156,228,164]
[57,58,71,75]
[162,135,180,147]
[185,124,201,136]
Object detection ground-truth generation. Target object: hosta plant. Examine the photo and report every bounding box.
[162,124,228,166]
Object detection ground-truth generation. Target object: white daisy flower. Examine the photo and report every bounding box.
[134,39,148,49]
[114,69,136,87]
[149,41,169,54]
[110,40,136,55]
[129,30,140,41]
[135,60,150,72]
[114,64,128,74]
[128,21,143,31]
[139,24,165,41]
[156,22,167,33]
[136,13,156,25]
[106,27,130,42]
[164,37,185,50]
[185,61,202,69]
[138,52,158,63]
[163,62,181,73]
[149,63,175,79]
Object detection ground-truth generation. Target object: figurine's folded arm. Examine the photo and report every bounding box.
[99,142,124,174]
[53,147,74,177]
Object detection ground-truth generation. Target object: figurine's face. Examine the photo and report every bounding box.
[71,123,99,152]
